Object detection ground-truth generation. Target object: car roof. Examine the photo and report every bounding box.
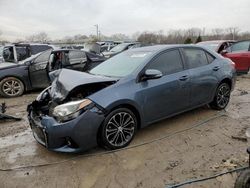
[130,44,197,52]
[197,40,235,44]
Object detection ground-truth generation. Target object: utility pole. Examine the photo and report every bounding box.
[94,24,99,40]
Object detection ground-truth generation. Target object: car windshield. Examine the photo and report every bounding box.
[90,51,152,77]
[198,42,220,51]
[110,43,130,52]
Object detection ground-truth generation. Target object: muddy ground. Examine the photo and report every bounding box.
[0,75,250,188]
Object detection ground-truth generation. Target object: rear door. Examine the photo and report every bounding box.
[139,49,190,123]
[182,47,219,107]
[224,41,250,72]
[29,50,52,88]
[63,51,87,71]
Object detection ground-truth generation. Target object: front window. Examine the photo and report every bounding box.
[230,41,250,52]
[90,51,152,77]
[147,50,183,75]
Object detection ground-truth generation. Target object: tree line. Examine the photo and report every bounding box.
[1,27,250,45]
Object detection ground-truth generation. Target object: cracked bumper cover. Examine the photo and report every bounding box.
[28,105,105,153]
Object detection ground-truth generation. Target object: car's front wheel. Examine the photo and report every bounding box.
[101,108,137,150]
[210,82,231,110]
[0,77,25,98]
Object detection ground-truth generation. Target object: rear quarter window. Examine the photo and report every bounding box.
[206,52,215,64]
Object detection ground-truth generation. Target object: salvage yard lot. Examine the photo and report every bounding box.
[0,74,250,188]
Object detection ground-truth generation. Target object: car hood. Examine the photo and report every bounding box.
[49,69,118,102]
[0,62,19,69]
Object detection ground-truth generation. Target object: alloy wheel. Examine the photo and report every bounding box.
[216,84,230,109]
[2,79,22,96]
[105,112,135,147]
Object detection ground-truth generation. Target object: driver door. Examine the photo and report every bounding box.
[138,49,190,123]
[29,50,52,88]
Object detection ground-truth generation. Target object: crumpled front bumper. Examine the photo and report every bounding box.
[27,103,105,153]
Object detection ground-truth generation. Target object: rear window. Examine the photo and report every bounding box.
[183,48,208,69]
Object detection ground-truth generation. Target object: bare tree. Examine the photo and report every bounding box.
[225,27,240,40]
[211,28,224,40]
[110,33,129,41]
[26,32,50,43]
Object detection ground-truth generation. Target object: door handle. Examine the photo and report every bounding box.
[179,75,189,81]
[213,66,220,71]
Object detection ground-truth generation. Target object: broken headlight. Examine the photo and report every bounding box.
[53,99,92,122]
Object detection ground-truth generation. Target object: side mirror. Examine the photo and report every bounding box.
[220,49,228,55]
[141,69,162,81]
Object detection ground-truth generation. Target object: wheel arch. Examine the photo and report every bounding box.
[219,77,232,89]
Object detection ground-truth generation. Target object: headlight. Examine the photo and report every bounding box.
[53,99,92,122]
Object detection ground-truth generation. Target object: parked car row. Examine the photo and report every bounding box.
[27,45,236,153]
[0,43,55,63]
[0,49,106,97]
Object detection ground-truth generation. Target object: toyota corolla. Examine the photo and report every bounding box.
[27,45,236,153]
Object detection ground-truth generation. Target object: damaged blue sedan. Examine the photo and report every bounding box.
[27,45,236,153]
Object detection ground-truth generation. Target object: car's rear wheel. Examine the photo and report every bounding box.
[0,77,25,98]
[101,108,137,150]
[234,169,250,188]
[210,82,231,110]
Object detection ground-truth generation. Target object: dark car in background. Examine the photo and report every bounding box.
[102,42,143,58]
[221,40,250,74]
[0,49,106,97]
[197,40,235,53]
[0,43,54,63]
[28,45,236,153]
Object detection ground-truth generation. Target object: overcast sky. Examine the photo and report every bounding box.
[0,0,250,41]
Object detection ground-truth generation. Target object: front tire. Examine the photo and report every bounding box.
[101,108,137,150]
[210,82,231,110]
[235,169,250,188]
[0,77,25,98]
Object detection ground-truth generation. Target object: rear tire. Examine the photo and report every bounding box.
[0,77,25,98]
[235,169,250,188]
[101,108,137,150]
[210,82,231,110]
